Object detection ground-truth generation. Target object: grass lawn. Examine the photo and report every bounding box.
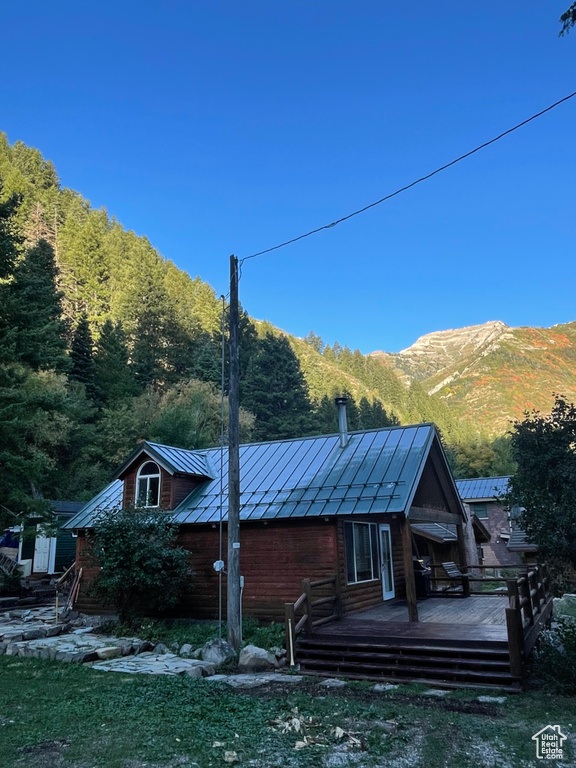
[0,657,574,768]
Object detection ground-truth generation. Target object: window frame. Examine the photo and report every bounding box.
[135,461,161,508]
[473,502,488,519]
[344,521,380,585]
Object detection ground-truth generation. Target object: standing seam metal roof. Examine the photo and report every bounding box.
[116,441,214,479]
[64,424,442,529]
[456,476,510,501]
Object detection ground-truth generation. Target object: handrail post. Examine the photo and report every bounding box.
[334,573,343,619]
[301,578,313,634]
[518,571,534,624]
[506,578,519,608]
[284,602,297,667]
[506,597,524,678]
[462,573,470,598]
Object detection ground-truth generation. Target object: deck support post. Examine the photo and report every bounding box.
[455,522,470,598]
[301,578,313,634]
[401,515,419,622]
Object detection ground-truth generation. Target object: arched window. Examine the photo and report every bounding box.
[136,461,161,507]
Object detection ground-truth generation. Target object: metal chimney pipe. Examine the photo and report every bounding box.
[335,396,349,448]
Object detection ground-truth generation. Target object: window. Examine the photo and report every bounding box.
[136,461,161,507]
[473,503,488,519]
[345,522,379,584]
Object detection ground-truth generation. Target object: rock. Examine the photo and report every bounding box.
[226,673,277,688]
[205,674,229,682]
[270,645,287,659]
[22,628,45,641]
[423,689,450,697]
[154,643,169,654]
[320,678,346,688]
[96,646,122,660]
[192,648,202,659]
[238,644,278,673]
[373,683,399,692]
[45,624,65,637]
[73,627,94,635]
[170,641,180,652]
[179,643,193,656]
[477,695,507,704]
[184,666,203,679]
[201,639,236,666]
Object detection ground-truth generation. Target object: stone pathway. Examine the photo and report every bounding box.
[0,605,69,647]
[4,631,153,662]
[92,652,216,677]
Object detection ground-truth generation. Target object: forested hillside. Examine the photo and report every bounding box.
[0,135,508,522]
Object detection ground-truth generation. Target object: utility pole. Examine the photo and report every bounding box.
[227,254,241,650]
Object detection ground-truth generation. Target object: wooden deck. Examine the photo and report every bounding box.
[351,595,507,624]
[313,596,508,644]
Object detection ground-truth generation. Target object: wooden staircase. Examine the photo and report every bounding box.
[296,634,521,691]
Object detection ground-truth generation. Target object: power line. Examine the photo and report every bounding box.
[240,90,576,265]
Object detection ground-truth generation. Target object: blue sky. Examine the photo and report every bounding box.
[1,1,575,353]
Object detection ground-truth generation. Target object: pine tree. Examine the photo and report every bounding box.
[69,312,96,399]
[311,395,339,435]
[189,333,222,386]
[241,333,313,441]
[93,320,138,405]
[9,239,68,372]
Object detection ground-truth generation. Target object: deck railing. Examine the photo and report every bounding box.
[505,564,553,677]
[284,575,341,666]
[429,563,530,596]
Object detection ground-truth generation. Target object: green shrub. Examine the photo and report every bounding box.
[533,616,576,694]
[87,507,193,625]
[0,570,22,596]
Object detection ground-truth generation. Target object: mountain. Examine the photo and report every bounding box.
[371,320,576,435]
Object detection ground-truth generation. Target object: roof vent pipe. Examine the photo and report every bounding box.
[335,396,349,448]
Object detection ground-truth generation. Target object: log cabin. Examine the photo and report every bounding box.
[64,401,555,689]
[64,403,478,624]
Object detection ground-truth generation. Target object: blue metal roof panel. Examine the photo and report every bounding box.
[75,424,442,528]
[456,476,510,501]
[146,442,214,478]
[62,480,124,529]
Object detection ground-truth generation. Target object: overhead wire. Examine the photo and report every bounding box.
[239,90,576,265]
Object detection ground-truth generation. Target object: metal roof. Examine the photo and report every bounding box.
[66,424,444,529]
[63,480,123,530]
[508,524,538,552]
[172,424,435,524]
[456,476,510,501]
[50,500,85,516]
[411,523,458,543]
[116,442,214,479]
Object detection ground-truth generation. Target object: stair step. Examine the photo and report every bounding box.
[297,649,511,669]
[299,658,518,684]
[298,640,510,658]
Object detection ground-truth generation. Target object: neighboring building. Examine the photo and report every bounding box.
[18,501,84,576]
[65,414,475,622]
[456,476,536,567]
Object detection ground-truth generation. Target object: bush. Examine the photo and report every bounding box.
[533,616,576,694]
[87,507,193,625]
[0,570,22,596]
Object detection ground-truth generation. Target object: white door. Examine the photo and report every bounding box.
[379,524,395,600]
[33,528,51,572]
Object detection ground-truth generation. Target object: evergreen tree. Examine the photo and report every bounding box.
[311,395,339,435]
[93,320,138,405]
[189,333,222,386]
[9,239,68,373]
[241,333,312,441]
[0,191,21,365]
[69,312,96,399]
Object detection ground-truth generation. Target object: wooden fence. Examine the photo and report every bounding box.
[505,564,553,677]
[284,575,341,666]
